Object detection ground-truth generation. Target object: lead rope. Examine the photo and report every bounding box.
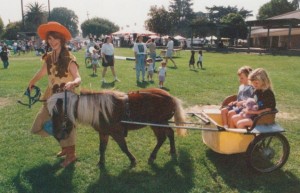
[59,90,69,140]
[64,90,68,122]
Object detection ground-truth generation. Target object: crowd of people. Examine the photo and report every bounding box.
[85,33,183,88]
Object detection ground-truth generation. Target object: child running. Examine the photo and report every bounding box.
[197,50,203,69]
[221,66,254,128]
[158,61,167,88]
[231,68,276,128]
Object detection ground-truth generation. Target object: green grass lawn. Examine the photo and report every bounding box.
[0,49,299,193]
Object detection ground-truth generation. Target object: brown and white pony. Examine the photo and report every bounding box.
[47,88,186,167]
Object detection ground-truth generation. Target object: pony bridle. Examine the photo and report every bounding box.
[17,85,42,108]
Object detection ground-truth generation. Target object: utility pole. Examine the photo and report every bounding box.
[87,11,90,20]
[48,0,51,21]
[21,0,25,28]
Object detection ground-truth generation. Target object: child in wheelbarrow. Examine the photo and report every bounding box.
[221,66,254,128]
[231,68,276,128]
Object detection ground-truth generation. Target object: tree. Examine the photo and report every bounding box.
[49,7,79,37]
[257,0,298,19]
[81,17,119,38]
[145,6,174,35]
[206,5,252,23]
[191,12,212,37]
[2,21,23,39]
[220,13,248,44]
[24,2,47,32]
[0,17,4,37]
[168,0,195,36]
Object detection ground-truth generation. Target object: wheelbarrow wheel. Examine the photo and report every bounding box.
[246,133,289,173]
[85,57,92,68]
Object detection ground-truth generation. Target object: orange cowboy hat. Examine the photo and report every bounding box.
[37,21,72,41]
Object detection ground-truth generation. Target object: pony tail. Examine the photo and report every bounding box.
[173,97,187,136]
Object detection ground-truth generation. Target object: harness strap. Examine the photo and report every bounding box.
[64,90,68,121]
[122,94,130,137]
[123,94,131,121]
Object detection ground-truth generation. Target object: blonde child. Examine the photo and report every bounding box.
[196,50,203,69]
[91,48,100,76]
[231,68,276,128]
[158,61,167,88]
[221,66,254,128]
[146,58,154,81]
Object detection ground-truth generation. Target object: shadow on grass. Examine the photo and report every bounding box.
[204,149,300,193]
[89,73,98,77]
[101,81,115,89]
[86,149,195,193]
[13,161,75,193]
[161,87,170,91]
[167,66,178,70]
[136,81,150,88]
[189,68,199,72]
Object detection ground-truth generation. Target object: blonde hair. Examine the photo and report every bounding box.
[249,68,273,90]
[237,66,252,77]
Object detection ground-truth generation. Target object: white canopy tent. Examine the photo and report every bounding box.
[174,35,186,40]
[112,26,156,36]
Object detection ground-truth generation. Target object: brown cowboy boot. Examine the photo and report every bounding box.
[56,147,67,157]
[61,145,77,167]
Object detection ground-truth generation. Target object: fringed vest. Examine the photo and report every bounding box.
[41,50,79,100]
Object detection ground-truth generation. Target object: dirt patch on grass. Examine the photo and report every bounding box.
[185,105,220,113]
[0,97,11,108]
[277,112,298,121]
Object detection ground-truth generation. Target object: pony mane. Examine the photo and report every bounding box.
[47,90,127,127]
[77,89,127,126]
[47,92,78,124]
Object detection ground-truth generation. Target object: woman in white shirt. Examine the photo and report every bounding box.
[101,36,119,83]
[165,36,177,68]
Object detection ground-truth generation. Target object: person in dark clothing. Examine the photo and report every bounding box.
[189,50,195,69]
[0,45,9,69]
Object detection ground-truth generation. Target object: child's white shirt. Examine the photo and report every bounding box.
[198,54,203,61]
[148,63,154,71]
[158,67,166,76]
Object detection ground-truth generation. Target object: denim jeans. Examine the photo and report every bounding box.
[136,54,146,81]
[149,52,156,70]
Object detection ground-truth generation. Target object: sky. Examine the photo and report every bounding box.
[0,0,270,30]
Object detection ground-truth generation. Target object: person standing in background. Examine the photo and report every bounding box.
[133,35,147,83]
[101,36,119,83]
[146,38,157,71]
[0,45,9,69]
[165,36,177,68]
